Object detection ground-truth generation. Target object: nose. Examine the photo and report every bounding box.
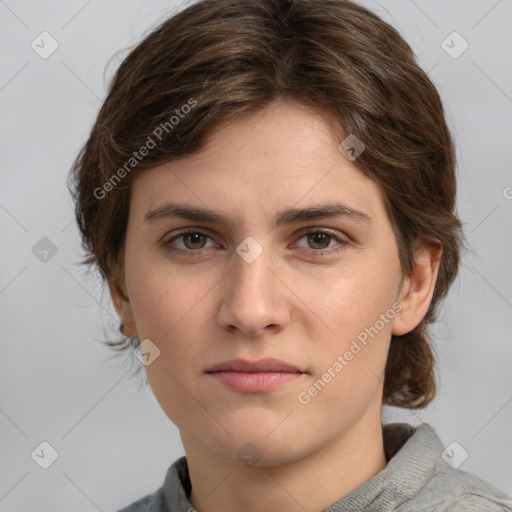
[216,243,291,339]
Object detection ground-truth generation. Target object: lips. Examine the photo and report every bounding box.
[206,358,304,374]
[206,358,305,392]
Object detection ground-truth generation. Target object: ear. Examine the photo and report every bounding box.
[392,239,442,336]
[108,277,138,339]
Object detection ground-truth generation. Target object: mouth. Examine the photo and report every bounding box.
[206,358,306,392]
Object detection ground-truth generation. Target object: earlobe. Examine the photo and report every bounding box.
[108,278,138,339]
[392,240,442,337]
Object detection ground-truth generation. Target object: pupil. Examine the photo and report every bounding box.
[309,233,329,249]
[187,233,204,249]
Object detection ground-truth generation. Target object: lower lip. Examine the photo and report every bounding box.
[208,371,304,392]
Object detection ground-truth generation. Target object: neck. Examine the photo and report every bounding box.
[184,417,387,512]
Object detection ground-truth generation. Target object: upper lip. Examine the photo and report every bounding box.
[206,358,304,373]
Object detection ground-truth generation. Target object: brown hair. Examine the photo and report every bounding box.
[68,0,463,408]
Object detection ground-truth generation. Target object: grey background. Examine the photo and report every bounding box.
[1,0,511,510]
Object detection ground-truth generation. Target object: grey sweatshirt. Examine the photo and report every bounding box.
[118,422,512,511]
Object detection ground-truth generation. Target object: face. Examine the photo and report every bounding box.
[111,100,430,467]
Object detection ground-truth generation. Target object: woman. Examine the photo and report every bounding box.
[68,0,512,510]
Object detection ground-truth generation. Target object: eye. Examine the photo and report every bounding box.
[294,229,347,256]
[164,229,217,254]
[163,227,347,257]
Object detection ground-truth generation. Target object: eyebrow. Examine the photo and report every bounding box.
[144,201,372,229]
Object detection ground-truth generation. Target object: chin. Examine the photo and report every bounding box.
[190,417,306,464]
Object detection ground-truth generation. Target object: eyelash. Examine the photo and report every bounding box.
[162,228,348,258]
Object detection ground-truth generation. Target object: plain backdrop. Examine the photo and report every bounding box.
[1,0,511,510]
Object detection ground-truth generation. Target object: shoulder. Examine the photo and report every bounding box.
[117,490,165,512]
[392,466,512,511]
[419,469,512,511]
[384,423,512,512]
[408,427,512,511]
[445,493,512,511]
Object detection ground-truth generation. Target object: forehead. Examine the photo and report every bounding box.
[128,101,388,229]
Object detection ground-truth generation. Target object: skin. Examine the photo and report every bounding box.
[110,100,441,512]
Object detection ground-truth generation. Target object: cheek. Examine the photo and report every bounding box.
[128,265,216,352]
[295,263,399,345]
[294,265,397,398]
[128,269,214,429]
[127,259,213,337]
